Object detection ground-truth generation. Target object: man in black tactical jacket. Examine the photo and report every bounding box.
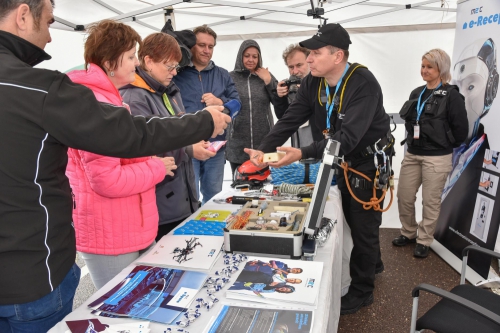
[245,23,391,315]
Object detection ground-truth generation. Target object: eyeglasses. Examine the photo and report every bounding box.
[163,63,180,72]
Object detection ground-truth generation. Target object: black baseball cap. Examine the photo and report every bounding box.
[299,23,351,50]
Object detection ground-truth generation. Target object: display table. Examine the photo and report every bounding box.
[49,187,346,333]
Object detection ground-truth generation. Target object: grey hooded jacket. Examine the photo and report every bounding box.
[226,40,288,164]
[120,67,198,225]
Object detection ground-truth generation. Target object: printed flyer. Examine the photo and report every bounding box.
[88,265,207,324]
[206,305,314,333]
[226,256,323,306]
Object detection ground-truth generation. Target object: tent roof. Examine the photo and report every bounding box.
[52,0,459,39]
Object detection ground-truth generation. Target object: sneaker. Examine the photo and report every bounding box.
[340,292,374,315]
[413,243,429,258]
[392,235,417,247]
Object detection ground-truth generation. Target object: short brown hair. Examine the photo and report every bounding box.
[193,24,217,45]
[282,44,310,65]
[138,32,182,69]
[0,0,54,28]
[84,20,142,72]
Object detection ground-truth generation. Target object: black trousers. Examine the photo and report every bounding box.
[337,158,384,298]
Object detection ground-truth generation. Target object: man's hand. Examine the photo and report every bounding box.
[204,105,230,137]
[267,147,302,168]
[201,93,223,106]
[192,141,216,160]
[276,81,289,97]
[154,156,177,176]
[255,67,272,85]
[244,148,268,168]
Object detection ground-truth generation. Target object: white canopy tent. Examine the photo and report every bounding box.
[42,0,461,167]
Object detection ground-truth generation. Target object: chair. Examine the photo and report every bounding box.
[410,245,500,333]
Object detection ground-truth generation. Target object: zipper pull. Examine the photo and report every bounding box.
[198,74,202,82]
[72,192,76,209]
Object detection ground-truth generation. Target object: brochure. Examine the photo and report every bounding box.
[88,265,207,324]
[137,235,224,270]
[66,318,150,333]
[194,210,232,222]
[173,220,226,236]
[205,304,314,333]
[226,256,323,307]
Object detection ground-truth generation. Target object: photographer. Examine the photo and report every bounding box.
[275,44,323,144]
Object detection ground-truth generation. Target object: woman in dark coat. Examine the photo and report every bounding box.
[226,40,288,176]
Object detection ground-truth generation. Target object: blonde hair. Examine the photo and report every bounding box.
[422,49,451,84]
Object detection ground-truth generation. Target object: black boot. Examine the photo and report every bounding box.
[340,292,374,315]
[392,235,416,246]
[413,243,429,258]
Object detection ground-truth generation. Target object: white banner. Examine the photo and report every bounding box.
[433,0,500,282]
[452,0,499,145]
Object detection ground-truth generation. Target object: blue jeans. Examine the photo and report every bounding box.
[192,147,226,205]
[0,264,80,333]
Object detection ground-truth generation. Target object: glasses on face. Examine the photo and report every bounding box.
[163,63,180,72]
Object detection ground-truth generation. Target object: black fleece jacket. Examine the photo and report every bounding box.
[258,64,390,161]
[0,31,214,304]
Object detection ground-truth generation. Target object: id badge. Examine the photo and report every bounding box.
[413,125,420,139]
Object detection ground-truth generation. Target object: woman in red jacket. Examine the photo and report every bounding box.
[66,20,175,289]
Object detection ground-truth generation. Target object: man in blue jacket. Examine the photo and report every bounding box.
[174,24,241,204]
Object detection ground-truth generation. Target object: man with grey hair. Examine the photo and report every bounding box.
[0,1,229,331]
[275,43,323,145]
[245,23,392,315]
[276,44,311,104]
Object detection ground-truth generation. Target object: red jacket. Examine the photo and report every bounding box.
[66,64,165,254]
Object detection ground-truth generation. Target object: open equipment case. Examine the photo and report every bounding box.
[223,140,341,259]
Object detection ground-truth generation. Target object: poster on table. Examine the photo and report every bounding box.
[225,256,323,307]
[87,265,207,324]
[434,0,500,279]
[206,305,314,333]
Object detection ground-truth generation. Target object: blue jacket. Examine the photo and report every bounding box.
[173,61,241,142]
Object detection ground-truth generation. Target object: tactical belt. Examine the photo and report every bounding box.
[348,173,373,190]
[347,131,395,162]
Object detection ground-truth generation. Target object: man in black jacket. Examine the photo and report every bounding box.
[0,1,230,331]
[245,23,391,315]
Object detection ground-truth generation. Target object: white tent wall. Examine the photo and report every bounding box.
[40,26,456,175]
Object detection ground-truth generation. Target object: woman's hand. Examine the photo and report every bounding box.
[244,148,267,168]
[192,141,216,160]
[255,67,272,85]
[154,156,177,176]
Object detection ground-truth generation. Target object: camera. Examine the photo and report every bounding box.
[282,77,302,88]
[280,75,302,104]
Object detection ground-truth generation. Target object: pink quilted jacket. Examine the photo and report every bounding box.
[66,64,165,255]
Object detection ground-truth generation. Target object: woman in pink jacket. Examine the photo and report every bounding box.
[66,20,175,289]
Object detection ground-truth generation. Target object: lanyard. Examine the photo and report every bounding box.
[162,93,175,116]
[416,82,441,122]
[325,63,349,130]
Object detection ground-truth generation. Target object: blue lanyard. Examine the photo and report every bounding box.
[416,82,442,122]
[325,64,349,129]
